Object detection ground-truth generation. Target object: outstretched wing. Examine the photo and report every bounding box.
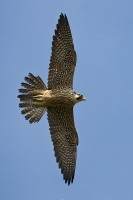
[48,13,77,90]
[47,106,78,185]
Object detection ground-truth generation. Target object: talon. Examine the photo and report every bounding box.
[33,95,43,101]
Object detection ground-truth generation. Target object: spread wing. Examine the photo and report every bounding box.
[47,106,78,185]
[48,13,77,90]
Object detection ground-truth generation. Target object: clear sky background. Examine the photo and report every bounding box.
[1,0,133,200]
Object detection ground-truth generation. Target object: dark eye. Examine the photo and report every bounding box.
[77,95,83,100]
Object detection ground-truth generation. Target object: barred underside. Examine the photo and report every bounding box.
[47,106,78,185]
[48,13,77,90]
[18,73,47,123]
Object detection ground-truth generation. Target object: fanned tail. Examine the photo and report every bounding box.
[18,73,47,123]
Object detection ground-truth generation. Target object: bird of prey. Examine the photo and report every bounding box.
[18,13,85,185]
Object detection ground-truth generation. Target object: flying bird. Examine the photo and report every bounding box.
[18,13,85,185]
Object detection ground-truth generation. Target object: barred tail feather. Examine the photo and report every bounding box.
[18,73,47,123]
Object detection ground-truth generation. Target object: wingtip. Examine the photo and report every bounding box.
[60,13,67,20]
[64,177,74,186]
[60,12,65,16]
[63,172,74,186]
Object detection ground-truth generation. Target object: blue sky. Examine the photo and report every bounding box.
[1,0,133,199]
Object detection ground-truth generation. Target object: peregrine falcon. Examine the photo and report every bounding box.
[18,13,85,185]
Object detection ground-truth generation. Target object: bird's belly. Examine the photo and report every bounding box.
[46,96,73,106]
[33,90,73,106]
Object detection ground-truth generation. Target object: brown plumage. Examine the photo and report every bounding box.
[48,14,77,90]
[18,13,85,185]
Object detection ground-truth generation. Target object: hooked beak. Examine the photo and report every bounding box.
[83,97,86,101]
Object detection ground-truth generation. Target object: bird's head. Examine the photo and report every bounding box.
[74,92,86,103]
